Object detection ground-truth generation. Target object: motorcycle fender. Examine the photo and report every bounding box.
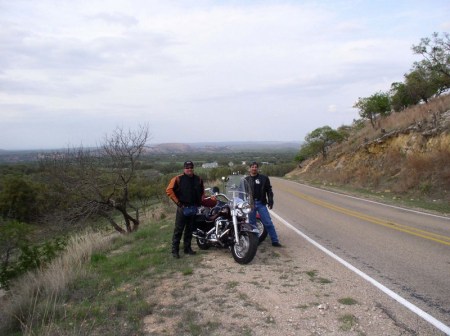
[240,222,259,234]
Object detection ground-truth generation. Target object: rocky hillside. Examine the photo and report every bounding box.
[145,141,302,154]
[287,94,450,206]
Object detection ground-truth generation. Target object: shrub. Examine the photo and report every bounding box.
[0,230,113,333]
[0,220,67,289]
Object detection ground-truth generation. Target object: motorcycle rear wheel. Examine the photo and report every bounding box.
[231,232,258,264]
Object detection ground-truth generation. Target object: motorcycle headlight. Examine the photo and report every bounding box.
[240,201,252,214]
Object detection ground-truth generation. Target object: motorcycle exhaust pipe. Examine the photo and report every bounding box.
[218,229,230,239]
[192,229,205,238]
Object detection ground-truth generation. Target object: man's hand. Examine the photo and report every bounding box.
[268,203,273,210]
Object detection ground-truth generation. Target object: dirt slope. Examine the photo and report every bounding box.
[288,100,450,204]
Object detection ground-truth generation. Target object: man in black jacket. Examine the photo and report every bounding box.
[166,161,204,258]
[245,162,282,247]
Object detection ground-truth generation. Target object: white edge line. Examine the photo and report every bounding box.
[280,178,450,220]
[271,210,450,335]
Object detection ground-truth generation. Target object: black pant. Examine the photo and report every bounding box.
[172,207,195,252]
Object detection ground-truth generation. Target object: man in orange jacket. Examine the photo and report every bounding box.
[166,161,204,258]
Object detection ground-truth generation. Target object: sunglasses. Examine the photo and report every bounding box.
[184,167,194,169]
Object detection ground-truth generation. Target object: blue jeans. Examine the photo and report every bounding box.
[249,200,279,243]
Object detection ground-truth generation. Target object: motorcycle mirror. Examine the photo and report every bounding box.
[221,176,229,182]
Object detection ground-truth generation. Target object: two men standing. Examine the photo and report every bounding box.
[166,160,281,259]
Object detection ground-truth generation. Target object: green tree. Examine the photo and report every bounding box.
[353,91,391,128]
[207,167,232,182]
[390,82,419,112]
[336,125,352,140]
[0,219,67,289]
[0,176,40,222]
[0,220,33,288]
[404,65,446,103]
[410,32,450,99]
[295,141,322,162]
[412,32,450,79]
[296,126,344,161]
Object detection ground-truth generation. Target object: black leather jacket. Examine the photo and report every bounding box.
[166,173,204,207]
[245,174,274,207]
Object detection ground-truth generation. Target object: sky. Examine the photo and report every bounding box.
[1,0,449,150]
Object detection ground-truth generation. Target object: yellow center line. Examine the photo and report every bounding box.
[281,186,450,246]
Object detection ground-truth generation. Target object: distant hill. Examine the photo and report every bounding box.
[0,141,302,163]
[146,141,302,154]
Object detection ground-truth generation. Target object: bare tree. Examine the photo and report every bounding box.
[42,125,150,233]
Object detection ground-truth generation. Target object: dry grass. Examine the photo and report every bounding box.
[0,230,116,335]
[291,94,450,204]
[399,149,450,194]
[377,94,450,135]
[335,94,450,154]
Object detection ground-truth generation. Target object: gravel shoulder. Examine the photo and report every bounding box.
[143,219,445,335]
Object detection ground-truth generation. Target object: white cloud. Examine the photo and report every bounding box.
[0,0,449,149]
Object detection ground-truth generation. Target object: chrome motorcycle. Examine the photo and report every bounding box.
[193,175,259,264]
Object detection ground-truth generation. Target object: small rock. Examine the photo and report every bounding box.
[318,303,328,310]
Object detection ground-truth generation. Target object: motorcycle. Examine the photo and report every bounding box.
[224,175,268,244]
[193,175,260,264]
[197,176,268,244]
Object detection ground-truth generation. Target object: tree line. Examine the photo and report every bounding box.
[0,127,296,288]
[296,32,450,162]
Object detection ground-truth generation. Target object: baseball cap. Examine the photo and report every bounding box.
[184,161,194,168]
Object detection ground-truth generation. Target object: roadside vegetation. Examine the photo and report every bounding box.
[0,208,181,335]
[0,126,296,334]
[296,32,449,164]
[293,32,449,210]
[291,91,450,213]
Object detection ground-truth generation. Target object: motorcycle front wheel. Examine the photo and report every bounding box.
[231,232,258,264]
[256,219,267,244]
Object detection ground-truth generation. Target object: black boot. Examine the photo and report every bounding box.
[184,247,196,255]
[171,245,180,259]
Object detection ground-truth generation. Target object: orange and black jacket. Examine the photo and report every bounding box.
[166,174,204,207]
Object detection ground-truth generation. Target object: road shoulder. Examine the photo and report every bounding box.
[143,218,443,335]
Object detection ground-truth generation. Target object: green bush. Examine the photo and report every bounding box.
[0,220,67,289]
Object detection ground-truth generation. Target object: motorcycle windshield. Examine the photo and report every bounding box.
[224,175,254,208]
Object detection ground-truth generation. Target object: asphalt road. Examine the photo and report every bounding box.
[270,177,450,328]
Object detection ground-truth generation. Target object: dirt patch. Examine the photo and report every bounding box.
[143,220,443,335]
